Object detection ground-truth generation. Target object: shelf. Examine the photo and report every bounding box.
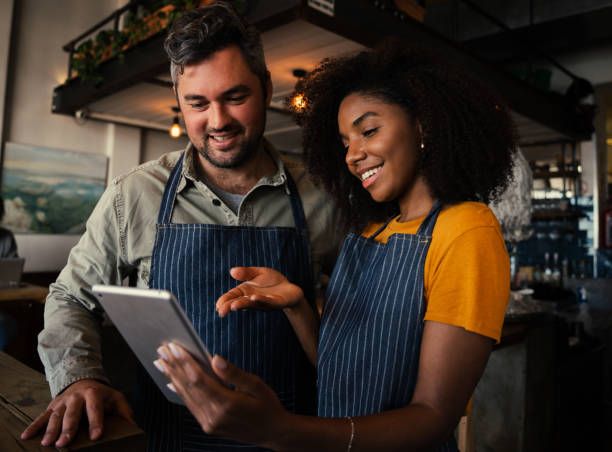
[532,170,581,179]
[50,0,593,142]
[532,211,584,221]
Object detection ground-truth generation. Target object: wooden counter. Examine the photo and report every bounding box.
[473,313,559,452]
[0,351,145,451]
[0,284,49,304]
[0,285,49,371]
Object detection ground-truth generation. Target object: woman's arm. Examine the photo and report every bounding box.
[158,319,493,451]
[281,297,319,365]
[216,267,319,364]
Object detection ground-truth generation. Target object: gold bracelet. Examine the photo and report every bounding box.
[346,416,355,451]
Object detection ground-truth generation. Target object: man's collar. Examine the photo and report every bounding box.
[177,139,288,193]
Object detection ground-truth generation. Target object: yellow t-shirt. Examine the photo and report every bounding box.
[361,202,509,342]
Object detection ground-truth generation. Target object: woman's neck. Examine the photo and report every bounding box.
[396,176,435,222]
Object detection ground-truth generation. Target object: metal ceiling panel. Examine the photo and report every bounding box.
[52,1,586,149]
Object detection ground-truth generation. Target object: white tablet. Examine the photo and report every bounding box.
[89,285,217,405]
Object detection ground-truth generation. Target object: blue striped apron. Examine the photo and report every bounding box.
[139,152,316,451]
[318,200,458,451]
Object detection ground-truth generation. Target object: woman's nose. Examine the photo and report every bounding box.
[345,143,366,165]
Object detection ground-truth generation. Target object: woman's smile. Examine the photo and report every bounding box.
[359,165,383,187]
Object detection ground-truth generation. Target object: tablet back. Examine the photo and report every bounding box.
[91,285,213,405]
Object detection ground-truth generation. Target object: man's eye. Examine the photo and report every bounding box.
[190,102,206,109]
[228,95,247,102]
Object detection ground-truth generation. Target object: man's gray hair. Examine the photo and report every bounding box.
[164,1,268,94]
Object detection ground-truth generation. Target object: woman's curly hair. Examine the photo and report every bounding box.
[289,40,517,232]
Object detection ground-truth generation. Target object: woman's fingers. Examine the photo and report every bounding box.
[217,287,287,317]
[211,355,273,399]
[217,286,249,307]
[230,266,280,283]
[227,294,285,313]
[156,344,229,406]
[156,343,286,441]
[229,266,257,281]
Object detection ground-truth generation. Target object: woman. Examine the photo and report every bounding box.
[155,42,516,451]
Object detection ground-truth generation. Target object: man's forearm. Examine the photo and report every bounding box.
[39,284,108,397]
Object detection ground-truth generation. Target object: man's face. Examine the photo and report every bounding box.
[176,45,271,169]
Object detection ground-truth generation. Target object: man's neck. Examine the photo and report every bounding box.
[195,144,277,195]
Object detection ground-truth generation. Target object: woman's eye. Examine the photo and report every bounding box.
[363,127,378,137]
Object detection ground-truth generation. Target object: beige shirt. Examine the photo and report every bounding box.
[38,141,342,397]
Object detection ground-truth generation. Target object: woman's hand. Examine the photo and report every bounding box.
[216,267,305,317]
[154,343,288,448]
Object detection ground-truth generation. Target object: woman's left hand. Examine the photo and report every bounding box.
[155,343,288,447]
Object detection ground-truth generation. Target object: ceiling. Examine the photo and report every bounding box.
[55,0,596,152]
[83,19,365,152]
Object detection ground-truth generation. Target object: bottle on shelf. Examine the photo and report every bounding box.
[578,259,587,279]
[562,257,569,285]
[543,252,552,283]
[533,263,542,283]
[552,252,561,287]
[570,259,577,279]
[576,287,592,336]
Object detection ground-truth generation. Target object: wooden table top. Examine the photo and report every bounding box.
[0,284,49,303]
[0,351,144,451]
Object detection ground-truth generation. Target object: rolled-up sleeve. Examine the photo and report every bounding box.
[38,181,129,397]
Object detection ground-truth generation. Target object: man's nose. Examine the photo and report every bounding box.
[208,103,232,131]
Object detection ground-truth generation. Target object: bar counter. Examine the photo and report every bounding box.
[0,350,145,451]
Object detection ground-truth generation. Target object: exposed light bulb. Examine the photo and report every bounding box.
[170,116,181,138]
[292,94,307,110]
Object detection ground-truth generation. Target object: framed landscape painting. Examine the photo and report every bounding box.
[1,142,107,234]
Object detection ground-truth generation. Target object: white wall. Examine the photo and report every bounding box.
[5,0,141,272]
[0,0,14,149]
[142,128,189,163]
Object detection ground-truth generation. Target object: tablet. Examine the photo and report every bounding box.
[90,285,216,405]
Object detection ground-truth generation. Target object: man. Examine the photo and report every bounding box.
[22,2,340,450]
[0,195,18,258]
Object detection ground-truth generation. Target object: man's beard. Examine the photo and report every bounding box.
[197,112,266,169]
[196,131,259,169]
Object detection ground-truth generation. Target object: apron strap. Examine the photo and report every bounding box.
[284,170,315,304]
[156,152,315,303]
[367,215,397,241]
[368,200,443,241]
[416,200,443,236]
[284,171,308,235]
[157,152,185,224]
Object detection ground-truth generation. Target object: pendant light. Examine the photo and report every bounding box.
[169,106,181,138]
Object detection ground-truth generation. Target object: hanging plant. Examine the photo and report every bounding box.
[70,0,248,84]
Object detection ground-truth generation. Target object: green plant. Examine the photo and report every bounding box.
[71,0,250,84]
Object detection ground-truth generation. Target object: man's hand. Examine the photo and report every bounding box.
[21,378,134,447]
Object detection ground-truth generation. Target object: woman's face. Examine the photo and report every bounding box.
[338,93,420,204]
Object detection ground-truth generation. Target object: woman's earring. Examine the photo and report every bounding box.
[420,141,425,150]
